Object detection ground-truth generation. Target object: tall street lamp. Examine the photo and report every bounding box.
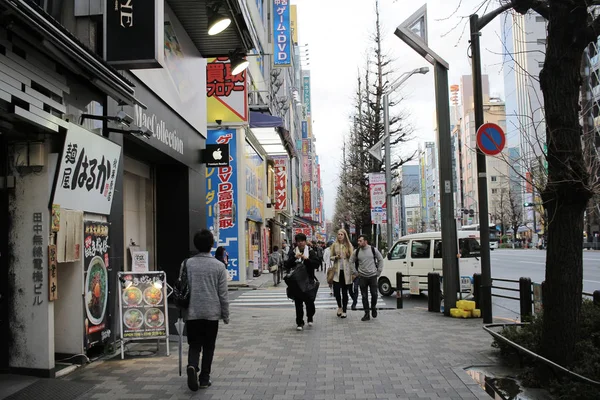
[384,67,429,249]
[395,4,460,315]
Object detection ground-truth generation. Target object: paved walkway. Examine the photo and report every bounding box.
[2,271,500,400]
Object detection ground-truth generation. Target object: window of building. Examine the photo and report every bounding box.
[535,16,545,23]
[492,188,498,194]
[491,176,497,182]
[538,62,544,68]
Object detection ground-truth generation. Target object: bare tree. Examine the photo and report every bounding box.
[507,187,523,246]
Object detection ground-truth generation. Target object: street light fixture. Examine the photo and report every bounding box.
[383,67,429,249]
[207,3,232,36]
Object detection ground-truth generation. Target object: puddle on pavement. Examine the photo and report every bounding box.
[465,367,553,400]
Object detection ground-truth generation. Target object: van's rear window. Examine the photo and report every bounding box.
[459,238,481,258]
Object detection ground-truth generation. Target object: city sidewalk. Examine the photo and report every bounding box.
[2,299,499,400]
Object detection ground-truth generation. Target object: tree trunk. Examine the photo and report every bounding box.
[538,4,590,367]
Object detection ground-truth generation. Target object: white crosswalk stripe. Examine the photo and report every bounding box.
[231,288,385,309]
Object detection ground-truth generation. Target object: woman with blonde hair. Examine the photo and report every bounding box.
[330,229,354,318]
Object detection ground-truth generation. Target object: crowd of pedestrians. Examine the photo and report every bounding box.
[176,229,384,392]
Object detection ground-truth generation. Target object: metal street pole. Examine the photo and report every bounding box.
[395,4,458,315]
[384,68,428,250]
[470,14,492,323]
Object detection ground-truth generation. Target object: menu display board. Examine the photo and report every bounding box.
[118,272,168,340]
[84,221,110,350]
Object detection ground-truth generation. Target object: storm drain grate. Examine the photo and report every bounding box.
[4,379,94,400]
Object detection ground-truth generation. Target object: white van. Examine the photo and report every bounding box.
[378,231,482,296]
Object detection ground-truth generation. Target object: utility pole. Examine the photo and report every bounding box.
[469,2,512,323]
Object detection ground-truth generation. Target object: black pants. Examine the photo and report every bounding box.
[294,298,315,326]
[333,270,350,312]
[187,319,219,382]
[359,276,378,313]
[349,277,359,305]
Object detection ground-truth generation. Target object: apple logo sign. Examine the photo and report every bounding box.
[213,148,222,160]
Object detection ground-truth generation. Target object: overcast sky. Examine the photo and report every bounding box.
[294,0,506,220]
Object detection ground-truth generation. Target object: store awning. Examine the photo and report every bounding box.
[294,215,320,227]
[250,112,297,158]
[0,0,142,107]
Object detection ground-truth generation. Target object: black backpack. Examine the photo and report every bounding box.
[354,246,378,271]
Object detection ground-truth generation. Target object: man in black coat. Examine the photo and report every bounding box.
[285,233,319,331]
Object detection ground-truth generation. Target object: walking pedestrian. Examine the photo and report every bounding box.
[268,246,283,286]
[350,234,384,321]
[182,229,229,391]
[215,246,228,267]
[330,229,354,318]
[285,233,319,331]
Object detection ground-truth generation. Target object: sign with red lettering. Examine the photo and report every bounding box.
[207,58,248,123]
[303,181,311,214]
[273,157,288,211]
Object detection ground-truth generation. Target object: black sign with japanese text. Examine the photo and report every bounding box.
[105,0,164,69]
[52,123,121,215]
[118,272,168,340]
[83,221,111,350]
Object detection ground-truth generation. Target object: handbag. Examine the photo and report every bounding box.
[326,266,335,285]
[269,264,278,272]
[172,259,190,309]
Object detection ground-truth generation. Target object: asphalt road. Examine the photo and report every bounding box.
[489,248,600,320]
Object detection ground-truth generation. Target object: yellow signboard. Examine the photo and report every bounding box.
[206,57,248,123]
[291,5,299,45]
[245,142,265,222]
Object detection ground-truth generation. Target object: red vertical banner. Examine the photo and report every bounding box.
[302,182,311,214]
[274,157,287,211]
[526,172,533,193]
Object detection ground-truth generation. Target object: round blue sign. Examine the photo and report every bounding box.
[476,123,506,156]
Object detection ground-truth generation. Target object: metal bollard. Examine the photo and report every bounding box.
[396,272,403,309]
[594,290,600,307]
[428,272,441,312]
[473,273,482,310]
[519,277,533,321]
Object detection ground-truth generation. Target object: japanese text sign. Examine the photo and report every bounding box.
[303,76,311,115]
[32,212,44,306]
[48,244,58,301]
[303,181,311,215]
[369,173,387,224]
[273,0,291,66]
[206,129,240,281]
[207,58,248,123]
[273,157,288,211]
[53,123,121,215]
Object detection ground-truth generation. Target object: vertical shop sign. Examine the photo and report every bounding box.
[369,173,387,224]
[32,212,44,306]
[273,0,291,66]
[303,75,311,115]
[48,245,58,301]
[273,157,288,211]
[206,129,240,281]
[303,182,311,214]
[206,58,248,123]
[301,121,308,139]
[83,221,111,349]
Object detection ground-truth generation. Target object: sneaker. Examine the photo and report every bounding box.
[361,314,370,322]
[187,366,199,391]
[372,309,378,318]
[341,313,347,318]
[199,380,212,389]
[296,326,303,331]
[307,321,313,327]
[337,307,342,317]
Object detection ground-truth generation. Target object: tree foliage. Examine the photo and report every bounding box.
[333,0,415,240]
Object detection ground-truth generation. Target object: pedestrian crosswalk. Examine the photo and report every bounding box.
[230,288,386,309]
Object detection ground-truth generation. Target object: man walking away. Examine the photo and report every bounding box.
[285,233,319,330]
[315,241,324,272]
[183,229,229,391]
[350,234,384,321]
[269,246,283,286]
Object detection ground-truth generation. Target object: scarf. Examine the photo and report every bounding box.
[294,246,310,260]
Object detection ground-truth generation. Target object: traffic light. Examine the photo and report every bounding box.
[469,209,474,217]
[524,202,534,207]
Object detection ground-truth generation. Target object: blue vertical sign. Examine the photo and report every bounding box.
[206,129,239,281]
[303,75,311,115]
[301,121,308,139]
[273,0,291,66]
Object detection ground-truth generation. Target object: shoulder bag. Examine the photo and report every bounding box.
[173,258,190,309]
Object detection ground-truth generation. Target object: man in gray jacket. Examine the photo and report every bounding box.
[183,229,229,391]
[350,234,384,321]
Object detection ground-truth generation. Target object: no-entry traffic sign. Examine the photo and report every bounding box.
[476,123,506,156]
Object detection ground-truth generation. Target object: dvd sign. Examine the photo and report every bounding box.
[105,0,164,69]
